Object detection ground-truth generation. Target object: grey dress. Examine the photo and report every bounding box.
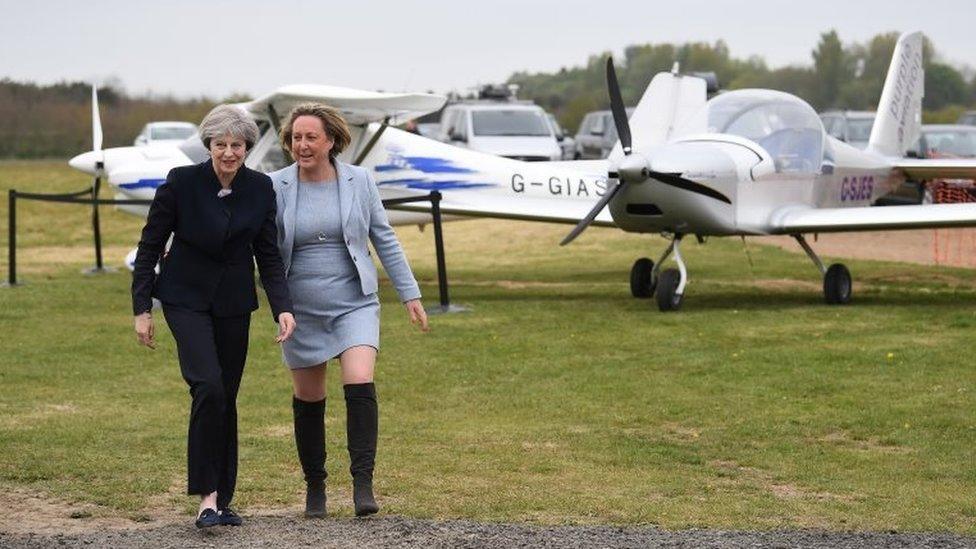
[283,180,380,369]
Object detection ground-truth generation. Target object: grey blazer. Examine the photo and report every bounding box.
[269,160,422,303]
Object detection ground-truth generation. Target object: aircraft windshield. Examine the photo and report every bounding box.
[471,110,551,137]
[682,90,825,173]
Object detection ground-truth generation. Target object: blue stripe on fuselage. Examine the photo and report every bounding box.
[118,178,165,190]
[374,156,476,174]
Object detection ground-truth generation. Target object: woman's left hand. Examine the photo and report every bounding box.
[404,299,429,332]
[276,312,296,343]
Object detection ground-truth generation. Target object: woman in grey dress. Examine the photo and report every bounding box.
[270,103,429,518]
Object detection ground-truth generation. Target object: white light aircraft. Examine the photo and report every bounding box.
[69,31,976,311]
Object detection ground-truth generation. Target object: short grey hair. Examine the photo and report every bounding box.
[198,104,259,149]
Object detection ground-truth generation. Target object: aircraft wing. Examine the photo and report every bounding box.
[894,158,976,180]
[769,203,976,234]
[244,85,446,126]
[386,193,616,227]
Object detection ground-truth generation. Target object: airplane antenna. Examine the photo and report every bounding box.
[740,236,756,272]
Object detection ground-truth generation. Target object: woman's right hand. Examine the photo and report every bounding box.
[276,312,296,343]
[134,312,156,349]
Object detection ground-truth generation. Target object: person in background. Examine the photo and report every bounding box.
[403,120,421,135]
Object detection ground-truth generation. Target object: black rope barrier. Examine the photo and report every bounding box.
[380,191,456,312]
[5,187,460,313]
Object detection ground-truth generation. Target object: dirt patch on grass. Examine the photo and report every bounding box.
[817,430,913,455]
[259,424,292,438]
[519,441,561,451]
[768,482,858,503]
[0,403,79,429]
[14,245,132,274]
[708,460,859,503]
[660,422,702,442]
[0,484,175,536]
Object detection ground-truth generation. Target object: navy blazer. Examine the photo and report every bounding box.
[131,160,293,319]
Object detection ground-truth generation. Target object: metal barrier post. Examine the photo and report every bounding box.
[430,191,450,309]
[4,188,148,285]
[380,192,466,314]
[92,177,104,271]
[6,189,16,286]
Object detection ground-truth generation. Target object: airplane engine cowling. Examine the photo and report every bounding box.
[608,141,740,236]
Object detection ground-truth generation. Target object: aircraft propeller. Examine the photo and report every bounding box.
[91,85,104,175]
[560,57,731,246]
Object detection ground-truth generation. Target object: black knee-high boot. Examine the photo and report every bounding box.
[293,396,326,518]
[344,382,379,516]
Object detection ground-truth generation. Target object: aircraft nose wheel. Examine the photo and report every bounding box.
[655,268,683,311]
[630,258,655,298]
[823,263,852,304]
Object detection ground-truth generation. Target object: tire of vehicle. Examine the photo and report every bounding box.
[629,258,655,298]
[823,263,852,305]
[655,268,683,312]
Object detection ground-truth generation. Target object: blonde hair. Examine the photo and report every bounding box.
[280,103,351,160]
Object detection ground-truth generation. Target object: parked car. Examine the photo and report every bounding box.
[437,103,562,161]
[896,124,976,204]
[133,121,198,147]
[573,108,634,159]
[547,114,575,160]
[957,111,976,127]
[909,124,976,159]
[819,110,875,149]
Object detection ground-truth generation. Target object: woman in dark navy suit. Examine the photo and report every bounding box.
[131,105,296,528]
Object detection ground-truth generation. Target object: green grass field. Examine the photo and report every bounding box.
[1,160,975,532]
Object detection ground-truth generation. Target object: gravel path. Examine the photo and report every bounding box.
[3,515,974,549]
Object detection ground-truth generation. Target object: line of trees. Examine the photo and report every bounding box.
[2,30,975,158]
[0,79,221,158]
[509,30,976,133]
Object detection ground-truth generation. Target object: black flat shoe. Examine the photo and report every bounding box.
[195,507,220,529]
[218,507,243,526]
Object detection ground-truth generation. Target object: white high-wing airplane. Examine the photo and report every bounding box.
[69,31,976,311]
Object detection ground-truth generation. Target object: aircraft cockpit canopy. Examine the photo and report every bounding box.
[682,90,825,174]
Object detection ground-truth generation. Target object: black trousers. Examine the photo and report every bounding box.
[162,304,250,509]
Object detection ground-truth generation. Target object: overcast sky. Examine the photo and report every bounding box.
[2,0,973,99]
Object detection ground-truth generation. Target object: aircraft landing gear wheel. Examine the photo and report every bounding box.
[655,268,683,312]
[630,258,655,298]
[823,263,852,305]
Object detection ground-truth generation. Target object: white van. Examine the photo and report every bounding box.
[438,103,562,161]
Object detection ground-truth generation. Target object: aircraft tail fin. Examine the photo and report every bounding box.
[867,31,924,157]
[607,71,706,161]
